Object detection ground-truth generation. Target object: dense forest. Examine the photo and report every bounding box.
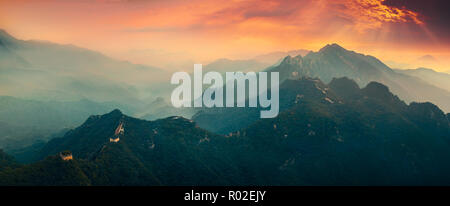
[1,77,449,185]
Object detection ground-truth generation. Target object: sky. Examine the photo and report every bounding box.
[1,0,449,72]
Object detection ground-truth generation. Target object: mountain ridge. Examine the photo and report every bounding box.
[3,77,450,185]
[395,67,450,92]
[267,43,450,112]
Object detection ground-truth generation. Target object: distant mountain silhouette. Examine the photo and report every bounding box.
[202,49,311,76]
[0,29,168,104]
[266,43,450,112]
[139,97,194,121]
[0,29,172,151]
[204,58,270,74]
[253,49,310,65]
[395,67,450,92]
[415,55,440,68]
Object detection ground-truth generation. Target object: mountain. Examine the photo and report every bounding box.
[204,58,270,74]
[417,55,438,63]
[0,29,182,151]
[201,49,311,75]
[2,109,243,185]
[266,43,450,112]
[235,77,450,185]
[395,68,450,92]
[0,29,169,104]
[267,44,389,84]
[139,97,195,121]
[193,75,450,137]
[0,96,135,151]
[415,55,440,69]
[3,78,450,185]
[193,77,340,134]
[253,49,311,65]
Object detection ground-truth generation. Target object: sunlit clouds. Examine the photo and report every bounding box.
[0,0,448,71]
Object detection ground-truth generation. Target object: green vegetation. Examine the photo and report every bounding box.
[1,77,449,185]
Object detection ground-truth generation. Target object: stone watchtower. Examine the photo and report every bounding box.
[110,121,124,143]
[59,151,73,161]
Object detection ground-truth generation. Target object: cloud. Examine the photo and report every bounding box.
[2,0,449,71]
[124,0,426,37]
[382,0,450,40]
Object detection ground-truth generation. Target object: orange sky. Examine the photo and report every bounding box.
[0,0,449,72]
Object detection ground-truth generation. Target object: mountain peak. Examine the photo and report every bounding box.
[329,77,359,88]
[0,29,17,43]
[81,109,124,129]
[108,109,123,116]
[281,55,303,65]
[360,82,405,106]
[319,43,346,53]
[417,55,438,63]
[415,67,436,72]
[329,77,361,98]
[408,102,447,123]
[99,109,124,120]
[363,81,390,94]
[0,29,10,36]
